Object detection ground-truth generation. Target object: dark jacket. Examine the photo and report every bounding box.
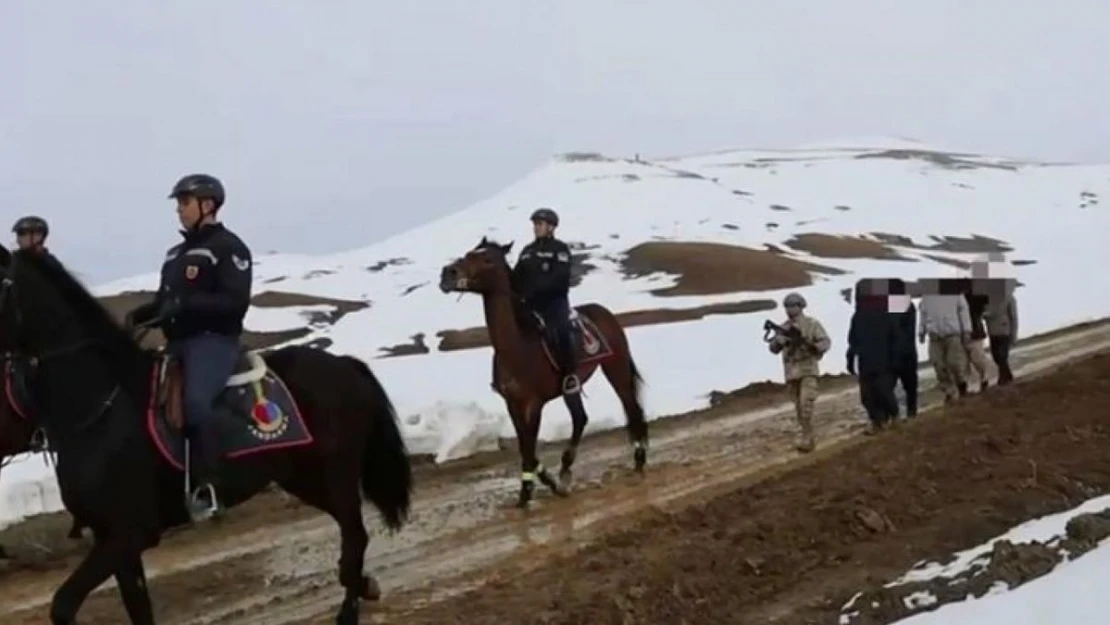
[131,223,253,341]
[511,236,572,309]
[846,295,902,375]
[896,301,918,363]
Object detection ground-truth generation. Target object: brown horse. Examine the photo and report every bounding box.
[0,355,85,541]
[439,237,648,507]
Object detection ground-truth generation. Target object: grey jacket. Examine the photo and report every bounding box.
[984,294,1018,339]
[918,294,971,338]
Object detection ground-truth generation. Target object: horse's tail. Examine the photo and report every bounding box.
[341,355,413,531]
[581,303,648,446]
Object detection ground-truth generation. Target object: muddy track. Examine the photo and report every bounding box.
[1,321,1109,624]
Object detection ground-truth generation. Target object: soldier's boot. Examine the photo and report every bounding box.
[795,418,815,453]
[979,380,989,393]
[957,382,968,398]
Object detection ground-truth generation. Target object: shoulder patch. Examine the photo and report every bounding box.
[231,254,251,271]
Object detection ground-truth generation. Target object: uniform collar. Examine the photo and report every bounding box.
[179,222,224,242]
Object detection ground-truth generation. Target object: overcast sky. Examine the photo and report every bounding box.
[3,0,1109,282]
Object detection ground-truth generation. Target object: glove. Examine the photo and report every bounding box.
[846,356,856,376]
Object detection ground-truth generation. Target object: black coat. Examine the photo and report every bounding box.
[847,297,902,375]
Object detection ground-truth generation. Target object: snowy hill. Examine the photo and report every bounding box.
[86,139,1110,464]
[4,138,1110,525]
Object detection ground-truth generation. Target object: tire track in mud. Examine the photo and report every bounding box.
[3,322,1110,624]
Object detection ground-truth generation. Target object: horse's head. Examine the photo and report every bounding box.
[439,236,514,295]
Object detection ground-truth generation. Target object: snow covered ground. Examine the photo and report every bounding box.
[841,494,1110,624]
[3,138,1110,528]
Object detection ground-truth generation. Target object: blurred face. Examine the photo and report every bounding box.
[176,195,215,229]
[784,303,803,318]
[532,220,555,238]
[14,229,44,251]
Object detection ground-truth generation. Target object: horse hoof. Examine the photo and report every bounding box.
[360,574,381,601]
[633,448,647,473]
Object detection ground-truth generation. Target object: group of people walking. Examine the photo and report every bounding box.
[767,265,1020,452]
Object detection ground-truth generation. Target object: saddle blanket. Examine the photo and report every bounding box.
[146,351,314,471]
[536,307,615,371]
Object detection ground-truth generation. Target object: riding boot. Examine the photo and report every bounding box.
[559,328,580,395]
[188,424,224,521]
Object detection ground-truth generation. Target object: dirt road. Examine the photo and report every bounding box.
[2,320,1109,624]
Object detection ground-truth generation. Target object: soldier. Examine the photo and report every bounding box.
[767,292,831,452]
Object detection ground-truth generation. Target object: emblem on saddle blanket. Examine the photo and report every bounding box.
[536,311,614,368]
[146,351,314,471]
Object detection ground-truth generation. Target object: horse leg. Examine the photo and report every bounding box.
[601,356,649,473]
[113,550,155,625]
[506,400,537,508]
[49,539,121,624]
[279,476,375,625]
[558,390,590,489]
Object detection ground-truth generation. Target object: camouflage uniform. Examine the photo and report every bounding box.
[768,293,831,452]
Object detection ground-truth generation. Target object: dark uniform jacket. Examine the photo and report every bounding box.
[511,236,572,309]
[131,223,252,342]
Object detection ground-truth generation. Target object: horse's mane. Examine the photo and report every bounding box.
[471,237,539,335]
[21,253,144,367]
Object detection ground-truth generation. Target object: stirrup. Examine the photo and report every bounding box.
[187,483,221,521]
[562,374,581,395]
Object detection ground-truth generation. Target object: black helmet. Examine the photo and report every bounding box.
[12,215,48,237]
[529,207,559,227]
[169,174,226,209]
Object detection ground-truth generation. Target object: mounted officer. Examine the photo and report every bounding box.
[124,174,253,521]
[11,215,63,270]
[512,207,580,394]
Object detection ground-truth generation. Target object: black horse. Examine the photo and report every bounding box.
[0,245,413,625]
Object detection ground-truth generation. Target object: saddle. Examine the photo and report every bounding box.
[530,307,614,369]
[146,348,313,471]
[155,350,263,431]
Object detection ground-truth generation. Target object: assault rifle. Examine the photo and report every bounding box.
[762,319,812,350]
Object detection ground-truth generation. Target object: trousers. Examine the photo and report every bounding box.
[172,333,240,482]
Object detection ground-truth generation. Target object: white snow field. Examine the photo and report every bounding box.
[840,494,1110,625]
[3,138,1110,528]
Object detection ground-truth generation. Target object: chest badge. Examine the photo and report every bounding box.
[185,265,199,280]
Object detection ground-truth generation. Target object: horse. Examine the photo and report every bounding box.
[0,245,413,625]
[0,355,86,542]
[439,237,648,508]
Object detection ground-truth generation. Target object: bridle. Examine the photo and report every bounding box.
[0,254,125,449]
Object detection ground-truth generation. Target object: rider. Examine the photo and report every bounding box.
[124,174,253,521]
[11,216,63,270]
[512,208,580,394]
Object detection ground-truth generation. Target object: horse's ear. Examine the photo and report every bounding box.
[501,241,514,255]
[476,235,488,249]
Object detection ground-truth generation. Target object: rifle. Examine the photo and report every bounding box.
[762,319,812,350]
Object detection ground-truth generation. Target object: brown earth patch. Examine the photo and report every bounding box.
[379,333,431,358]
[871,232,1014,254]
[397,349,1110,625]
[784,233,910,260]
[435,299,778,352]
[97,290,367,350]
[620,241,844,297]
[855,149,1019,171]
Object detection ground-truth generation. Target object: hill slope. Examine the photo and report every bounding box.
[88,139,1110,462]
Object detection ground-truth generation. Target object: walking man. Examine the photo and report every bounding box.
[918,280,971,403]
[767,292,831,452]
[984,280,1018,385]
[846,284,900,432]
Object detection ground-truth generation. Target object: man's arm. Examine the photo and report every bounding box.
[1008,296,1019,340]
[956,295,971,336]
[808,319,831,355]
[185,237,252,317]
